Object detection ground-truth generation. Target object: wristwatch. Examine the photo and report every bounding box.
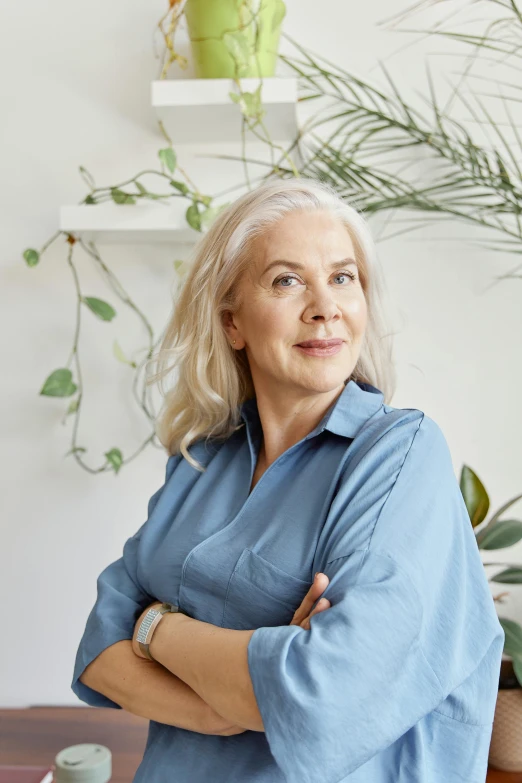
[136,602,185,661]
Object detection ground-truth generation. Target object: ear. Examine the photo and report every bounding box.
[221,310,242,347]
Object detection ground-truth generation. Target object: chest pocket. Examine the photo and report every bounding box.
[221,548,311,630]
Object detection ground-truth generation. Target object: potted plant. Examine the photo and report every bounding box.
[460,465,522,771]
[157,0,287,80]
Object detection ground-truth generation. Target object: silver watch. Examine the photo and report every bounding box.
[136,602,183,661]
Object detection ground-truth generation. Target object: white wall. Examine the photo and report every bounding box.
[1,0,521,707]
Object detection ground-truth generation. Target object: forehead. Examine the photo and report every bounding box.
[253,210,355,264]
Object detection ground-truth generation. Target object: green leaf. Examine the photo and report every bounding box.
[186,203,202,231]
[105,448,123,474]
[111,188,126,204]
[111,188,136,205]
[476,519,522,550]
[113,339,137,368]
[459,465,489,527]
[169,179,189,195]
[40,368,77,398]
[79,165,96,190]
[231,85,265,123]
[23,248,40,267]
[223,31,252,76]
[135,182,148,196]
[200,204,229,232]
[495,152,513,190]
[158,147,177,174]
[491,567,522,584]
[65,446,87,456]
[84,194,96,205]
[66,399,79,415]
[82,296,116,322]
[499,617,522,659]
[512,656,522,688]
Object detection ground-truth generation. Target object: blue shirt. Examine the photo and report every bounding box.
[71,379,504,783]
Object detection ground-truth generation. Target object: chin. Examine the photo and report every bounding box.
[293,373,349,392]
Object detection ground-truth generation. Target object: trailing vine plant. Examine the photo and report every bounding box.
[23,124,227,475]
[22,0,295,475]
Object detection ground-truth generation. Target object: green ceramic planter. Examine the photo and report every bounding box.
[184,0,286,79]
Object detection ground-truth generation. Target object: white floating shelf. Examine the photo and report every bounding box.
[151,76,298,144]
[59,202,200,244]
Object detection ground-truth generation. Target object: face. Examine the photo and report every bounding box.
[224,209,368,400]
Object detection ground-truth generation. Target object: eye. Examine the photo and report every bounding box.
[274,271,357,288]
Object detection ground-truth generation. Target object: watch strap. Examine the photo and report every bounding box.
[137,602,182,661]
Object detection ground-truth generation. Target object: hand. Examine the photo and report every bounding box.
[213,572,331,736]
[132,601,164,660]
[290,572,331,630]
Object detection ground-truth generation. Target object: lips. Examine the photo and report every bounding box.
[296,339,343,348]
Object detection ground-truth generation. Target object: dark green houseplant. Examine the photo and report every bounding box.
[461,465,522,682]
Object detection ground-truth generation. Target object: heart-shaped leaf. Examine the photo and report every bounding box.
[113,339,137,368]
[105,448,123,474]
[186,203,201,231]
[158,147,177,174]
[111,188,136,205]
[40,368,77,398]
[200,204,229,232]
[223,31,251,76]
[23,248,40,267]
[66,399,79,415]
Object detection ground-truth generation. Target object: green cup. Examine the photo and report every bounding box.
[53,744,111,783]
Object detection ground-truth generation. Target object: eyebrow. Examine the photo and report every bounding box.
[261,258,357,276]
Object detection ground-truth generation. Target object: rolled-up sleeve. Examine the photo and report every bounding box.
[71,453,181,708]
[247,550,443,782]
[246,414,504,783]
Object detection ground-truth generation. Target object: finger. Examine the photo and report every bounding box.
[291,573,329,625]
[297,573,329,619]
[299,598,331,631]
[310,597,330,617]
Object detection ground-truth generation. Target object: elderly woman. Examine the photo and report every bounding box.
[72,178,504,783]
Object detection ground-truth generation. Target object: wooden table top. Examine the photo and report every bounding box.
[0,706,520,781]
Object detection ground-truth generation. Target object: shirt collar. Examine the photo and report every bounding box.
[239,379,384,441]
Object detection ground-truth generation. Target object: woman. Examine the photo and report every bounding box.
[72,177,504,783]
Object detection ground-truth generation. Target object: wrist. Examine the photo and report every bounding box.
[150,610,189,665]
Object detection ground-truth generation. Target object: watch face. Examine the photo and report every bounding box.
[136,608,159,644]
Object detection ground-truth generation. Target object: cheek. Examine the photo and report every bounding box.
[254,301,293,336]
[344,295,367,326]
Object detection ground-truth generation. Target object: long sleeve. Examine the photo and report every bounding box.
[246,414,504,783]
[71,453,181,708]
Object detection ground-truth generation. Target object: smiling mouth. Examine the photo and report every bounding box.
[295,339,343,348]
[294,341,344,357]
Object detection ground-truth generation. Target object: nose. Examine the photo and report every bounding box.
[303,285,342,323]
